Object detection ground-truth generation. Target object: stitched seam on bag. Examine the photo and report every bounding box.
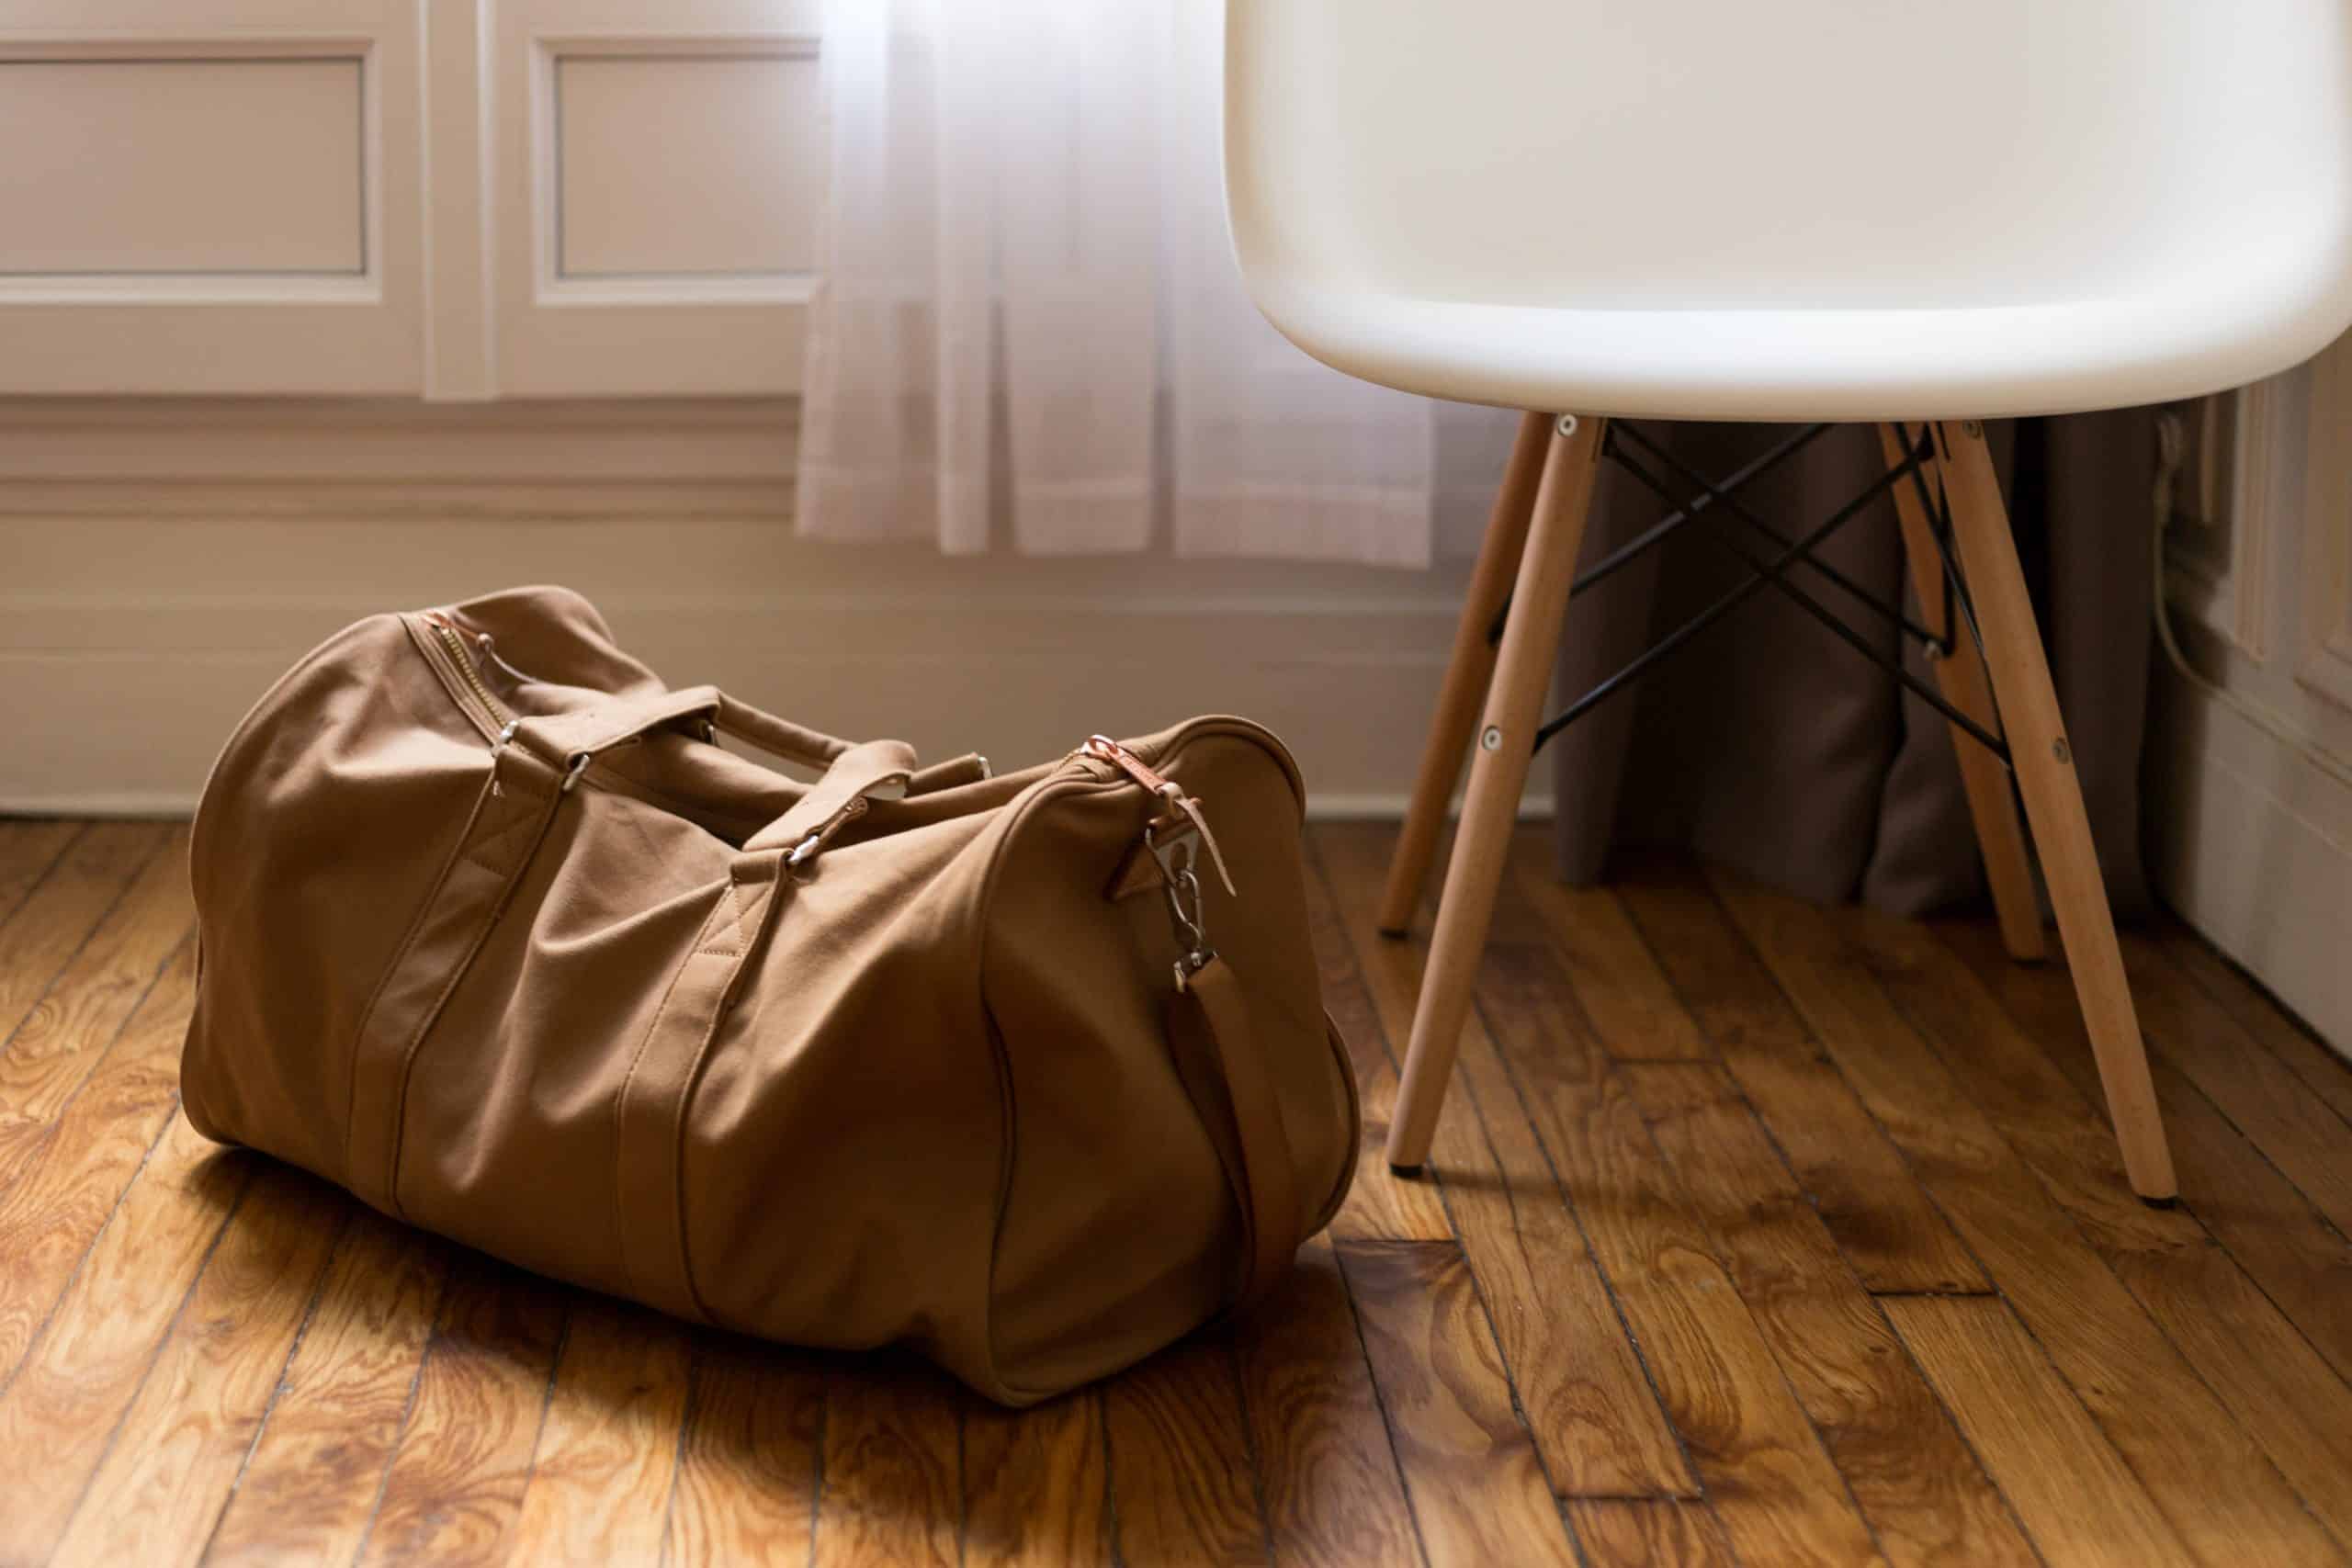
[342,763,502,1188]
[668,873,781,1325]
[614,877,736,1306]
[462,792,542,878]
[382,791,560,1216]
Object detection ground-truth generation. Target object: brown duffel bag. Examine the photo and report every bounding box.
[180,584,1357,1404]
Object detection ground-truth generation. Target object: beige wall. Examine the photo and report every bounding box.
[0,399,1500,818]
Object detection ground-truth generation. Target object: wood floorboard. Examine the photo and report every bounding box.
[1101,1329,1272,1567]
[1884,1295,2197,1568]
[1625,1061,2038,1568]
[1335,1237,1576,1568]
[1609,859,1987,1295]
[2158,927,2352,1131]
[1474,938,1886,1568]
[1231,1232,1423,1568]
[660,1338,827,1568]
[1714,870,2347,1567]
[0,821,85,933]
[0,823,169,1052]
[1317,824,1695,1502]
[1854,906,2352,1556]
[3,819,2348,1566]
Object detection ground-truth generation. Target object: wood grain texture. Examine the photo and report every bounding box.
[46,1165,346,1568]
[0,821,2344,1568]
[1337,1237,1574,1568]
[2120,932,2352,1235]
[1508,838,1708,1060]
[1233,1233,1421,1568]
[1918,919,2352,1551]
[0,819,82,931]
[355,1257,570,1568]
[1935,418,2173,1199]
[1378,407,1553,935]
[0,941,193,1380]
[1884,1296,2195,1568]
[200,1212,449,1566]
[506,1299,695,1563]
[812,1359,962,1568]
[1568,1498,1737,1568]
[0,1111,252,1564]
[1715,872,2344,1567]
[1626,1061,2036,1568]
[1476,941,1883,1568]
[1306,829,1453,1243]
[1319,824,1692,1498]
[0,823,167,1045]
[1614,863,1984,1294]
[1942,918,2352,1389]
[2159,927,2352,1130]
[1388,414,1605,1168]
[662,1339,826,1567]
[963,1389,1111,1568]
[0,829,189,1193]
[1102,1332,1270,1568]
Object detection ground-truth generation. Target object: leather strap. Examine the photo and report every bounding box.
[744,739,920,855]
[1165,955,1301,1309]
[613,852,788,1323]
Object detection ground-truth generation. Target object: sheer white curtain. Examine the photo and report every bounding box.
[795,0,1482,566]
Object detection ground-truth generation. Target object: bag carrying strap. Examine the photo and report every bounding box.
[517,684,865,773]
[1166,954,1301,1310]
[743,739,921,858]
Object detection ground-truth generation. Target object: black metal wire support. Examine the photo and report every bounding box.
[1527,423,2014,761]
[1483,421,1834,645]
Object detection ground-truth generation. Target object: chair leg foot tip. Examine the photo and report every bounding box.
[2139,1193,2179,1210]
[1387,1161,1425,1179]
[1375,926,1410,942]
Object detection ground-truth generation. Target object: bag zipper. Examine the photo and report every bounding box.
[423,613,514,731]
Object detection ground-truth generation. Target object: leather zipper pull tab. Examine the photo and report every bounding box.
[1084,735,1237,896]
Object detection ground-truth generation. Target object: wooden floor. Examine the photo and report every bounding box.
[2,818,2351,1566]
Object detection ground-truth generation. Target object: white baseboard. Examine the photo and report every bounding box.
[2150,666,2352,1059]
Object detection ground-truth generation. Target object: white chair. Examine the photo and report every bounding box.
[1224,0,2352,1202]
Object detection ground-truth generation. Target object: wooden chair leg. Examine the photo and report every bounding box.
[1879,423,2047,963]
[1387,414,1605,1171]
[1932,420,2178,1202]
[1378,410,1555,936]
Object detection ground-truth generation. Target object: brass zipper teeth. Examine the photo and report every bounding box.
[431,617,513,729]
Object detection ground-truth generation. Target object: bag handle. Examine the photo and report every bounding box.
[518,684,863,773]
[1166,955,1302,1309]
[743,739,920,861]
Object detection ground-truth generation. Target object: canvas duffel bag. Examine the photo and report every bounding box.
[180,584,1358,1404]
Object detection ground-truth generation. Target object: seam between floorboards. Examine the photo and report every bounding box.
[43,1165,256,1558]
[1905,921,2352,1557]
[192,1199,358,1564]
[0,823,174,1063]
[1616,874,2046,1566]
[0,821,87,938]
[341,1249,455,1568]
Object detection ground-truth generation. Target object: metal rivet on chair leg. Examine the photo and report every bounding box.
[2053,736,2072,763]
[1555,414,1579,438]
[1480,726,1503,751]
[1962,419,1984,437]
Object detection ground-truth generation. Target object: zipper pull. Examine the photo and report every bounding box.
[1082,735,1237,896]
[489,718,520,795]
